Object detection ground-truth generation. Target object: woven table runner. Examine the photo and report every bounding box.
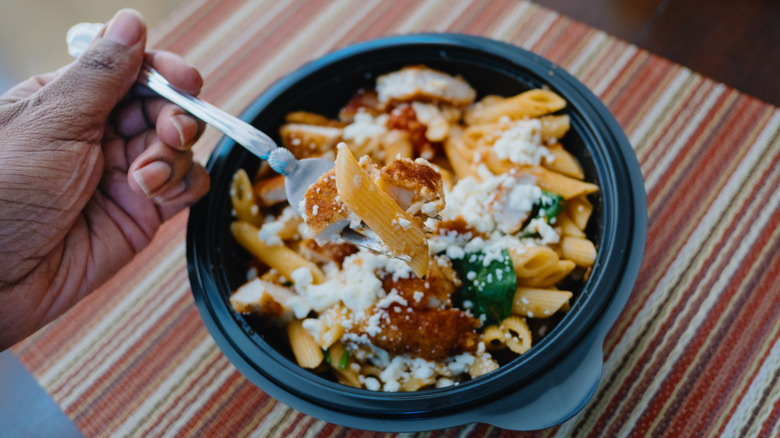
[12,0,780,436]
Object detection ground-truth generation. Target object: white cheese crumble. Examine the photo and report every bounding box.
[525,217,560,244]
[342,111,387,145]
[257,206,298,246]
[375,67,476,107]
[493,118,553,165]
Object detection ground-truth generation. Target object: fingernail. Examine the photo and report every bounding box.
[170,114,195,147]
[154,181,187,205]
[104,9,145,46]
[133,161,171,196]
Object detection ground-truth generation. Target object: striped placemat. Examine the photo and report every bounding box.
[12,0,780,436]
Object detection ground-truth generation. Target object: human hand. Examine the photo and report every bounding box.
[0,9,209,349]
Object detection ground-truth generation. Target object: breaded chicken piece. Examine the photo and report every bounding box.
[376,157,445,223]
[375,65,477,110]
[364,304,479,361]
[230,278,295,319]
[280,123,343,159]
[301,155,445,247]
[380,256,458,310]
[302,168,352,244]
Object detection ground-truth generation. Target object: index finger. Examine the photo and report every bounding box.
[145,50,203,96]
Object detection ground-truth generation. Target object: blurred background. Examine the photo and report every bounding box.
[0,0,181,92]
[1,0,778,105]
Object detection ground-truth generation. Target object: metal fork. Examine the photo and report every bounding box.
[67,22,386,253]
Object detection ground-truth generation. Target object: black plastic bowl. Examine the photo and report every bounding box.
[186,34,646,432]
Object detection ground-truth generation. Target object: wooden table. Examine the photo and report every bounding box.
[8,0,780,436]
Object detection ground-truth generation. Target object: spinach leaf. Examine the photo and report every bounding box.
[537,191,566,223]
[518,191,566,238]
[452,249,517,325]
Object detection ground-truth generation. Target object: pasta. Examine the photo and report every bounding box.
[228,65,599,392]
[333,145,430,277]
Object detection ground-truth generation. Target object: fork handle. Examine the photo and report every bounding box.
[138,65,277,158]
[66,22,277,159]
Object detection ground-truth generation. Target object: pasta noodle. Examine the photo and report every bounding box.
[500,316,533,355]
[512,287,573,318]
[288,320,324,369]
[230,169,263,227]
[334,145,429,277]
[566,195,594,230]
[227,65,600,392]
[230,221,325,284]
[560,236,597,267]
[464,89,567,124]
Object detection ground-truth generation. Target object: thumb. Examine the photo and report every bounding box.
[39,9,147,121]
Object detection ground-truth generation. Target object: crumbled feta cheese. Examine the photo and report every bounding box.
[291,267,314,287]
[448,353,475,375]
[525,218,560,244]
[342,111,387,145]
[493,118,553,165]
[364,377,381,391]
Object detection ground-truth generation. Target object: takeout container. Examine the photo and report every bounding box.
[186,34,647,431]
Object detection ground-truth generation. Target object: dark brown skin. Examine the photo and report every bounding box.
[0,9,209,350]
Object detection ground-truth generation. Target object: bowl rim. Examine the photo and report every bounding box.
[186,33,646,429]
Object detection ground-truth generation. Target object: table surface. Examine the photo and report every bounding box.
[9,0,780,436]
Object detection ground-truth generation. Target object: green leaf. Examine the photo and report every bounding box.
[451,249,517,325]
[537,191,566,223]
[518,191,567,238]
[338,350,350,370]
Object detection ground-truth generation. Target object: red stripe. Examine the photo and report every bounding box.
[576,111,778,436]
[540,20,595,68]
[601,148,780,436]
[459,0,518,34]
[199,0,319,104]
[155,0,252,55]
[605,96,769,356]
[331,0,408,46]
[633,190,780,435]
[48,266,187,401]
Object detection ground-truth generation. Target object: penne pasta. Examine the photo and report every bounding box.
[567,195,594,230]
[508,246,561,280]
[465,89,567,124]
[539,114,571,142]
[558,210,587,237]
[288,320,324,369]
[334,145,429,277]
[512,287,573,318]
[523,260,576,288]
[230,169,263,227]
[327,342,362,387]
[443,128,482,180]
[230,221,325,284]
[543,143,584,179]
[560,236,597,267]
[528,166,599,200]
